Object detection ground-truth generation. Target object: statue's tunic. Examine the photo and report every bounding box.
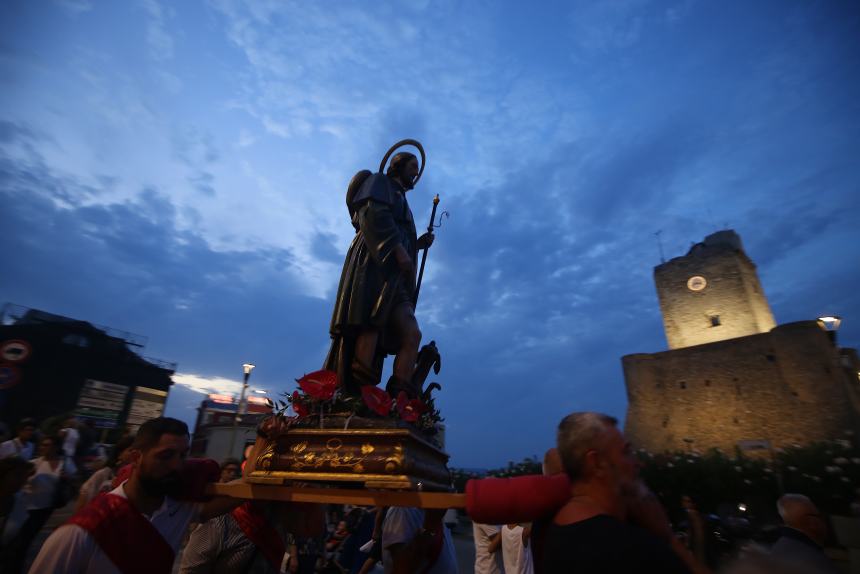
[325,173,417,389]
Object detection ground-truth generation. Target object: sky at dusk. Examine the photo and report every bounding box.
[2,0,859,468]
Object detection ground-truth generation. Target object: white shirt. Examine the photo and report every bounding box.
[26,457,64,510]
[473,522,502,574]
[0,438,34,460]
[501,524,534,574]
[382,507,458,574]
[28,481,201,574]
[61,427,80,458]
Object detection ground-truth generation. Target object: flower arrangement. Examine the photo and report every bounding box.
[265,369,443,433]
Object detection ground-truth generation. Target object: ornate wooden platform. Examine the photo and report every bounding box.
[206,481,465,509]
[244,423,452,491]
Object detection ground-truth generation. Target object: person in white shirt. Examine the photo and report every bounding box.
[382,507,458,574]
[60,417,81,476]
[0,419,36,461]
[29,417,242,574]
[6,435,67,572]
[473,522,502,574]
[502,523,534,574]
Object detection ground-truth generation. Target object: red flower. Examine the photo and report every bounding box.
[296,370,338,401]
[396,391,427,423]
[291,390,310,417]
[361,385,392,416]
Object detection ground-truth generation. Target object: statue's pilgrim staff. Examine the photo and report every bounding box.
[378,139,448,307]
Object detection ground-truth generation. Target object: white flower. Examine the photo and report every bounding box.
[834,457,848,465]
[744,479,752,484]
[788,466,797,471]
[844,430,855,436]
[852,458,860,464]
[734,466,743,472]
[812,476,821,482]
[666,462,674,468]
[841,477,851,483]
[764,468,773,474]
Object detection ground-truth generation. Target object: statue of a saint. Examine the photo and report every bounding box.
[324,149,434,399]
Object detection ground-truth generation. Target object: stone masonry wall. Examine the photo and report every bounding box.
[623,321,860,453]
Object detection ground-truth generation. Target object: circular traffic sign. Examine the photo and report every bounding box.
[0,340,32,363]
[0,363,21,390]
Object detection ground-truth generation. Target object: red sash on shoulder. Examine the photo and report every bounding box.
[231,501,286,571]
[67,493,175,574]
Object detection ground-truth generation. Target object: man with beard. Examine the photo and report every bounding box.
[543,412,708,574]
[28,417,242,573]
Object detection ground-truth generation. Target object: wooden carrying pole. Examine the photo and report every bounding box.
[206,481,465,509]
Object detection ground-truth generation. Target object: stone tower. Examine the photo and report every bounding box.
[655,230,776,350]
[623,230,860,453]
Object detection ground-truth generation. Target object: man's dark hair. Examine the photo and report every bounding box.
[41,434,63,451]
[15,418,36,432]
[132,417,189,451]
[386,151,418,181]
[556,412,618,481]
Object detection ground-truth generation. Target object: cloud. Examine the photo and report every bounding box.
[140,0,174,61]
[172,372,242,396]
[54,0,94,15]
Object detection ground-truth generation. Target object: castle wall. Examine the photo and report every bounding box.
[623,321,860,453]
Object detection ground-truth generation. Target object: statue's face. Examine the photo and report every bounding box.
[400,157,420,189]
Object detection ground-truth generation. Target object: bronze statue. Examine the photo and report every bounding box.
[324,141,436,400]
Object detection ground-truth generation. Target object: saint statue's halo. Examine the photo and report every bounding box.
[379,139,426,186]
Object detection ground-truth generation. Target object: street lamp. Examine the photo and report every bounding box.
[228,363,255,458]
[817,316,842,344]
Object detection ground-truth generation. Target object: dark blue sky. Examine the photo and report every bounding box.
[1,0,858,468]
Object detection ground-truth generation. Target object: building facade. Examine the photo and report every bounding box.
[623,231,860,453]
[0,304,175,440]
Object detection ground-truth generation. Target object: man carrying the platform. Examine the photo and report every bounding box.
[325,150,434,398]
[543,412,708,574]
[382,507,457,574]
[180,499,326,574]
[29,417,242,574]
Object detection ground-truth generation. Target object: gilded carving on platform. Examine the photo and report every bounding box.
[287,437,375,473]
[384,443,404,473]
[256,442,276,471]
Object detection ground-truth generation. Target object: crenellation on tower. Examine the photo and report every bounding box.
[655,230,775,350]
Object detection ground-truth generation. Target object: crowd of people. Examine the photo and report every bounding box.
[0,412,854,573]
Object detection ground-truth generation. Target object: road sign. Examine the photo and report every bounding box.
[0,340,32,363]
[125,386,168,431]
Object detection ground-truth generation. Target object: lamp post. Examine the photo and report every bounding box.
[818,315,842,344]
[227,363,255,459]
